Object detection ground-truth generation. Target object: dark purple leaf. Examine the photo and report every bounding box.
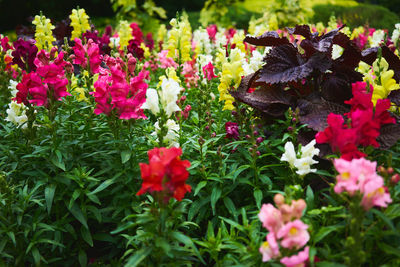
[231,74,294,117]
[377,123,400,149]
[298,96,349,132]
[388,90,400,106]
[257,45,331,84]
[244,31,290,47]
[287,25,312,40]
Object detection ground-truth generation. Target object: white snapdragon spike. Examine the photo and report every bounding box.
[153,119,180,147]
[193,28,212,55]
[281,139,319,176]
[392,23,400,46]
[294,157,318,176]
[369,30,385,47]
[159,77,181,117]
[6,101,28,129]
[281,141,297,168]
[301,139,320,158]
[243,50,265,75]
[214,31,227,48]
[331,44,344,60]
[8,80,18,97]
[109,37,120,49]
[141,88,160,115]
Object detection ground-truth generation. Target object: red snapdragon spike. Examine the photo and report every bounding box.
[225,122,240,140]
[137,147,191,201]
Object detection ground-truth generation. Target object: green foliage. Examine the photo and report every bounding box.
[312,3,400,31]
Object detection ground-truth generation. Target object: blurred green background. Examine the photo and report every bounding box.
[0,0,399,33]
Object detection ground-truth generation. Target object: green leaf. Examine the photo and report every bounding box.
[306,185,314,210]
[121,150,131,164]
[81,226,93,247]
[232,165,250,181]
[51,155,66,171]
[69,203,88,229]
[45,185,56,215]
[223,197,236,217]
[371,209,398,233]
[79,249,87,267]
[7,232,16,246]
[88,178,115,195]
[314,226,338,243]
[254,189,263,209]
[125,248,152,267]
[171,231,204,264]
[31,247,41,266]
[316,262,347,267]
[194,181,207,196]
[211,187,221,215]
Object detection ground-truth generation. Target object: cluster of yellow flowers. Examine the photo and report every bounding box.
[118,20,132,49]
[217,48,245,110]
[32,14,55,51]
[166,15,192,63]
[359,57,400,106]
[69,8,91,40]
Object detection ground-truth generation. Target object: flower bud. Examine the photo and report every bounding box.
[205,125,210,131]
[256,151,261,156]
[245,134,251,139]
[287,126,293,132]
[387,167,394,174]
[231,110,238,116]
[198,136,205,145]
[253,130,259,136]
[256,137,264,144]
[274,194,285,206]
[211,132,216,138]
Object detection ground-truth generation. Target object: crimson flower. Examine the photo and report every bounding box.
[137,147,192,201]
[225,122,240,140]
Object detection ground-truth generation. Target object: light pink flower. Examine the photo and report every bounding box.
[333,158,371,195]
[280,246,309,267]
[277,220,309,249]
[361,180,392,210]
[259,233,280,262]
[258,203,283,233]
[158,50,178,69]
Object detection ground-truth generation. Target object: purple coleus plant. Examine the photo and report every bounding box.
[232,24,400,150]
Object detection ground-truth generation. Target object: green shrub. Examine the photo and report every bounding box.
[313,3,400,31]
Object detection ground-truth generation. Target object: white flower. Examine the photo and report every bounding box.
[141,88,160,115]
[281,141,297,168]
[109,37,120,48]
[8,80,18,97]
[391,23,400,46]
[243,50,264,75]
[153,119,180,147]
[6,101,28,129]
[160,78,181,117]
[193,28,212,55]
[369,30,385,47]
[301,139,320,158]
[214,31,227,48]
[281,139,319,176]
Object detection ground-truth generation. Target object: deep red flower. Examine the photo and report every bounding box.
[225,122,240,140]
[137,147,191,201]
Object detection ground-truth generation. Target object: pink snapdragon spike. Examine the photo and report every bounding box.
[277,220,310,249]
[72,38,102,74]
[158,50,178,69]
[206,24,218,41]
[258,203,283,233]
[334,158,392,210]
[15,49,70,107]
[259,233,280,262]
[280,246,310,267]
[92,55,149,120]
[203,62,217,81]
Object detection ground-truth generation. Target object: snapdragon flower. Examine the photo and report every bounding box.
[69,8,91,40]
[32,14,55,51]
[281,140,319,176]
[6,101,28,129]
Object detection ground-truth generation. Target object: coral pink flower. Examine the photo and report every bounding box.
[280,246,309,267]
[258,203,283,233]
[259,233,280,262]
[277,220,309,249]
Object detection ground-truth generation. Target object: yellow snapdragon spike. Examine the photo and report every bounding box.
[32,14,55,51]
[166,15,192,63]
[268,14,279,31]
[140,43,151,58]
[231,31,246,53]
[118,20,132,49]
[157,24,167,44]
[70,8,91,40]
[73,87,88,102]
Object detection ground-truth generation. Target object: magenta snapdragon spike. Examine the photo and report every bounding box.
[72,38,102,74]
[225,122,239,140]
[14,49,70,107]
[92,55,149,120]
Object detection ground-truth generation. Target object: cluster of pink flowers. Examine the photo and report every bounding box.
[258,194,310,267]
[316,82,395,160]
[92,54,149,120]
[334,157,392,210]
[72,38,102,74]
[15,48,70,107]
